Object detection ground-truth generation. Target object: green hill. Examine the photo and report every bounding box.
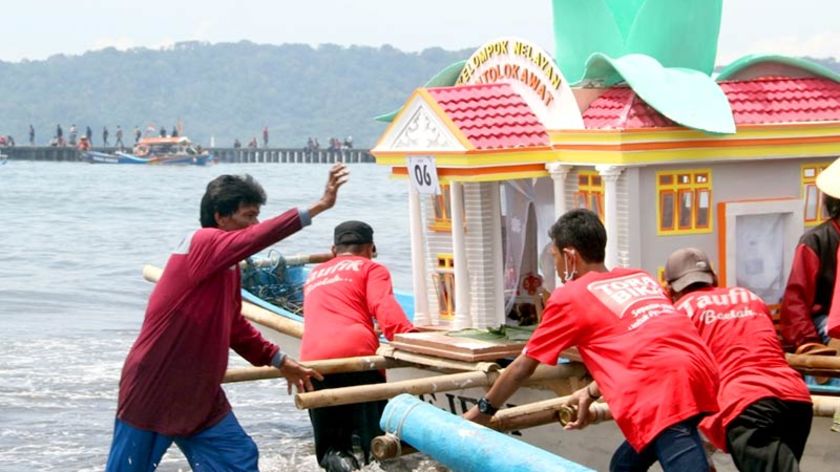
[0,41,472,148]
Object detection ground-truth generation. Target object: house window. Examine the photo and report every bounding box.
[802,163,832,226]
[432,253,455,320]
[657,170,712,235]
[576,171,604,220]
[429,185,465,232]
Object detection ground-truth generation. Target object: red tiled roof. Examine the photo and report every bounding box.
[425,83,550,150]
[583,77,840,130]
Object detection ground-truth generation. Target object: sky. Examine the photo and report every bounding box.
[2,0,838,64]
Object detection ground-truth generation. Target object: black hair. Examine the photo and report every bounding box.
[824,194,840,220]
[199,174,266,228]
[548,208,606,263]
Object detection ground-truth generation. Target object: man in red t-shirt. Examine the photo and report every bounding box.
[302,220,415,470]
[106,164,349,472]
[465,209,719,472]
[665,247,813,471]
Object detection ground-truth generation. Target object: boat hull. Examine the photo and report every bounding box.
[82,150,213,165]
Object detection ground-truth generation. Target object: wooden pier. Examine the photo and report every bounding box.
[2,146,374,164]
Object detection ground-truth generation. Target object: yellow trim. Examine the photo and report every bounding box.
[430,185,453,233]
[547,142,840,166]
[655,169,714,236]
[375,149,557,167]
[550,123,840,145]
[802,161,833,226]
[390,170,549,183]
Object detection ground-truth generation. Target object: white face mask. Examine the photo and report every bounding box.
[562,251,577,283]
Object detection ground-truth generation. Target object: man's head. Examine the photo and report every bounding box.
[548,209,606,282]
[199,174,266,230]
[333,220,376,258]
[664,247,717,300]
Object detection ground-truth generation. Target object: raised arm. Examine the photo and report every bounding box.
[308,163,350,219]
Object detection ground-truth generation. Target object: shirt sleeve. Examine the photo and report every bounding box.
[365,263,415,340]
[187,209,304,282]
[523,291,581,365]
[780,244,822,349]
[229,308,280,367]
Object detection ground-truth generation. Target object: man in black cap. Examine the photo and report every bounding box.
[301,220,415,471]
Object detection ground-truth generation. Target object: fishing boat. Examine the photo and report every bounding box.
[83,136,214,165]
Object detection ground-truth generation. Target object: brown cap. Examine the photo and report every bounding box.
[664,248,715,292]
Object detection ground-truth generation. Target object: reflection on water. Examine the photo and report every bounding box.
[0,162,440,471]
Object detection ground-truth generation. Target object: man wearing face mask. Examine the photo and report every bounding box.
[465,209,719,472]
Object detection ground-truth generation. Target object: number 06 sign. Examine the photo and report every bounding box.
[407,156,441,195]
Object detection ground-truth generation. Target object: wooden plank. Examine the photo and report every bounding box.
[392,332,525,361]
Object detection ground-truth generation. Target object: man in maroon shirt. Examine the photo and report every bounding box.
[301,221,415,470]
[106,164,349,472]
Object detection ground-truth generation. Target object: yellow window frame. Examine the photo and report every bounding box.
[802,162,832,226]
[576,170,605,220]
[656,169,713,236]
[433,253,455,320]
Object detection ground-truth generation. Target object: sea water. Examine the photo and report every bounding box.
[0,162,443,471]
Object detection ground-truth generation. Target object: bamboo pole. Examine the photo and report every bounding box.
[143,264,304,338]
[812,395,840,417]
[786,353,840,376]
[294,362,586,410]
[223,356,405,383]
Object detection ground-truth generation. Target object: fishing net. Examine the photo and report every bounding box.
[241,250,305,315]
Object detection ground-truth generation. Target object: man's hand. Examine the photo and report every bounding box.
[463,405,492,427]
[309,163,350,218]
[277,357,324,394]
[563,385,595,430]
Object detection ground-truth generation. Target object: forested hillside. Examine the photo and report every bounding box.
[0,41,472,147]
[0,42,836,148]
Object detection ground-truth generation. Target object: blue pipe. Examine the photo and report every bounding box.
[380,394,594,472]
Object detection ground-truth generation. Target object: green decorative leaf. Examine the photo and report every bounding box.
[717,54,840,83]
[625,0,722,75]
[551,0,626,83]
[584,53,736,134]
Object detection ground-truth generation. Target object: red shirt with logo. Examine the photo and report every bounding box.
[301,256,415,361]
[524,268,719,452]
[117,210,304,436]
[675,286,812,450]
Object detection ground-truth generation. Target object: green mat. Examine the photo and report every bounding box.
[447,325,536,343]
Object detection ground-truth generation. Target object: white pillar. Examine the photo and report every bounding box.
[546,163,572,220]
[596,165,624,269]
[546,163,572,286]
[490,182,505,326]
[408,187,430,326]
[450,181,471,329]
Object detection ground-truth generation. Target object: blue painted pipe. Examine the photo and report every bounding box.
[380,394,594,472]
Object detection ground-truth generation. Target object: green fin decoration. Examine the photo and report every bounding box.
[583,53,736,135]
[625,0,721,76]
[374,60,467,123]
[717,54,840,83]
[552,0,722,83]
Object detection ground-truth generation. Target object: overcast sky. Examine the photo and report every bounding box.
[3,0,838,63]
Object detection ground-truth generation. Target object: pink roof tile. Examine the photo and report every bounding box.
[583,77,840,130]
[425,83,550,150]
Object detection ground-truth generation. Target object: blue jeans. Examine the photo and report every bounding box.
[105,411,259,472]
[610,416,709,472]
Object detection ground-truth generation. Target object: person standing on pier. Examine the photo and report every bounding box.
[85,125,93,144]
[665,247,812,471]
[102,126,109,146]
[56,124,63,145]
[465,209,719,472]
[301,220,415,470]
[115,126,124,148]
[134,126,141,144]
[106,163,350,472]
[28,125,34,146]
[262,126,269,147]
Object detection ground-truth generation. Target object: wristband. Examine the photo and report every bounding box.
[271,350,288,369]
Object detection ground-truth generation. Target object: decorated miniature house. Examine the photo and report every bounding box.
[371,1,840,329]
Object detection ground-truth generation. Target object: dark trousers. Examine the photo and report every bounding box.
[725,397,813,472]
[610,415,709,472]
[308,370,387,468]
